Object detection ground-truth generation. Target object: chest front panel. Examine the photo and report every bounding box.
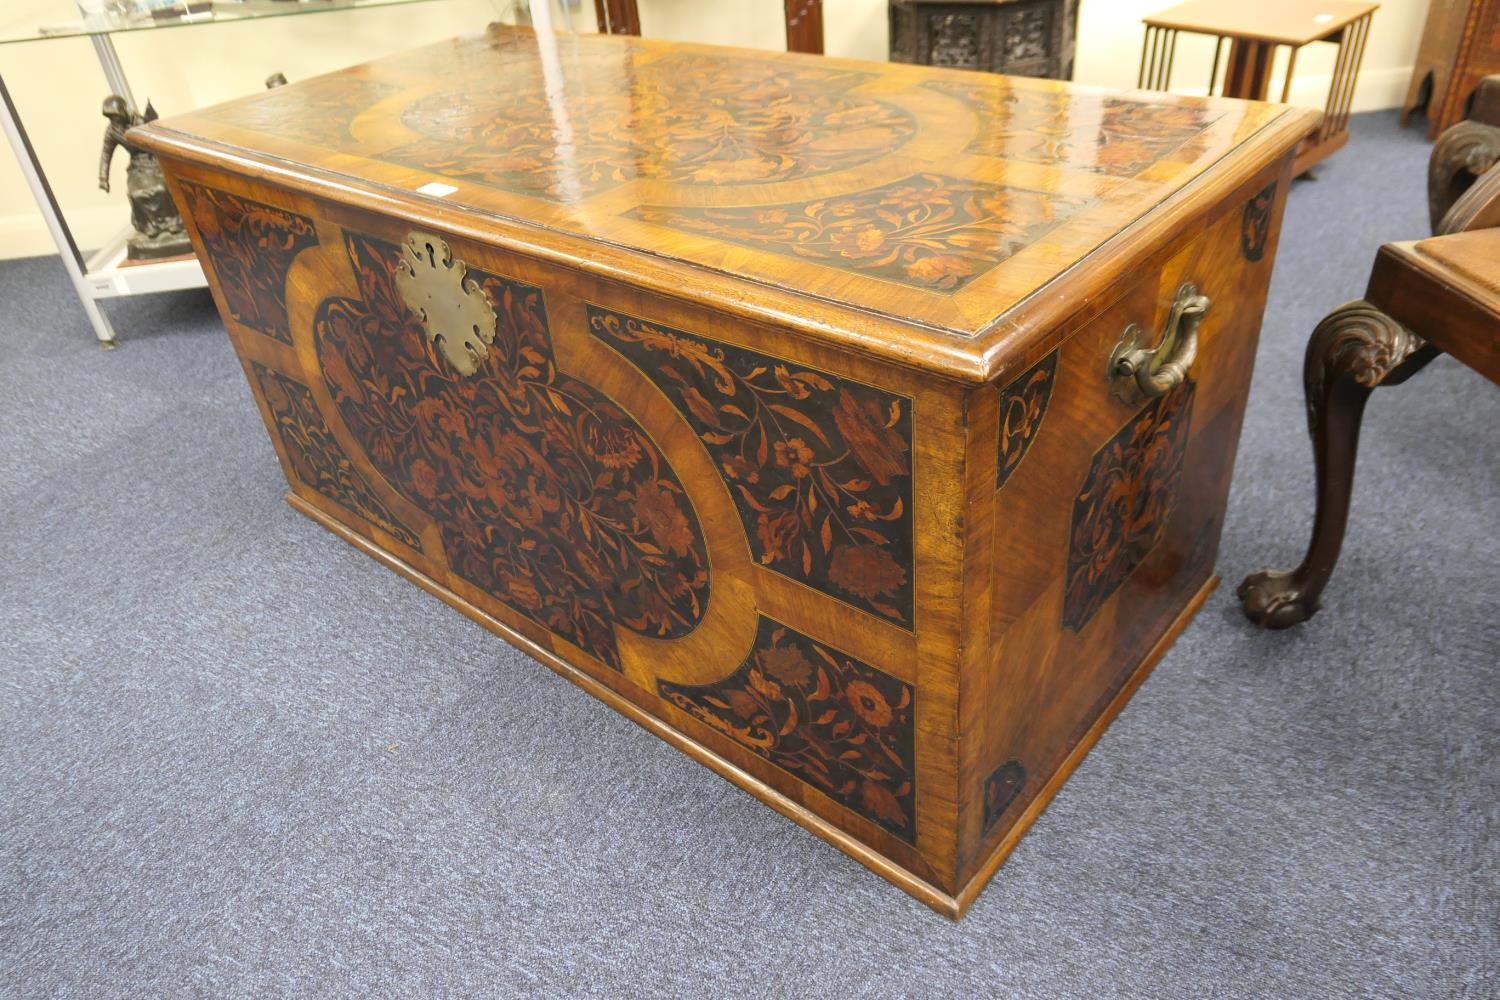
[168,164,967,890]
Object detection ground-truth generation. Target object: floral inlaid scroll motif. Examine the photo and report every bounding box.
[660,617,917,842]
[1063,381,1196,632]
[1241,181,1277,262]
[628,174,1091,292]
[384,53,916,201]
[982,758,1026,831]
[926,81,1219,178]
[313,233,710,670]
[251,362,420,549]
[178,183,319,345]
[590,307,915,627]
[995,349,1058,490]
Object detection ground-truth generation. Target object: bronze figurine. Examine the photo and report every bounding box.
[98,95,191,260]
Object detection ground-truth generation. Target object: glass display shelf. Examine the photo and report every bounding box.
[0,0,530,347]
[0,1,468,47]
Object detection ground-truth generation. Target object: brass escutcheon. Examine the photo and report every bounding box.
[1109,283,1211,404]
[394,232,497,377]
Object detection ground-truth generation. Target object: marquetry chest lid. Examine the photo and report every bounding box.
[137,26,1317,385]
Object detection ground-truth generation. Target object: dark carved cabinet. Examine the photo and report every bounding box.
[890,0,1078,79]
[1402,0,1500,139]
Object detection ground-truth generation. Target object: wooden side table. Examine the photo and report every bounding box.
[1139,0,1377,175]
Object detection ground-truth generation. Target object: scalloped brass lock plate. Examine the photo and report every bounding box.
[394,232,497,377]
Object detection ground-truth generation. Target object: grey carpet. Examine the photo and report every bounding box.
[1,109,1495,999]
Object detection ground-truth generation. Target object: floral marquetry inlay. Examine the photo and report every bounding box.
[155,29,1294,345]
[314,233,711,671]
[927,80,1221,178]
[1063,381,1196,632]
[203,75,398,147]
[630,174,1092,292]
[179,183,319,345]
[591,307,915,626]
[251,363,420,550]
[995,350,1058,490]
[660,617,917,842]
[383,52,916,201]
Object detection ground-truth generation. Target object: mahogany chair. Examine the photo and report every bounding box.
[1239,77,1500,628]
[594,1,825,54]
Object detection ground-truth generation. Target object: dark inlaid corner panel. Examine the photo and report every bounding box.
[1241,181,1277,262]
[250,362,419,549]
[995,349,1058,490]
[927,80,1221,178]
[179,182,319,345]
[203,76,399,147]
[660,616,917,842]
[983,759,1027,831]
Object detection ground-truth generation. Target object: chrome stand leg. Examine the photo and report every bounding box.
[0,71,118,347]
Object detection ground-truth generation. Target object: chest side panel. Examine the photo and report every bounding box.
[164,161,968,894]
[956,152,1297,887]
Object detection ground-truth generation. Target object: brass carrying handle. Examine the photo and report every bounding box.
[1110,284,1211,402]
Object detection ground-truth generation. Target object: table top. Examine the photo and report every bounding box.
[1143,0,1378,46]
[136,27,1316,383]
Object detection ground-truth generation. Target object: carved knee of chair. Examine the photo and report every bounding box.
[1429,75,1500,233]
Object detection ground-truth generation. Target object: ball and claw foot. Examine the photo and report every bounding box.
[1237,570,1317,629]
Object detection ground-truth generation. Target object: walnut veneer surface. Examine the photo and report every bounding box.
[135,26,1317,917]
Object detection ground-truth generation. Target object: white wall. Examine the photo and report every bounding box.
[0,0,1429,260]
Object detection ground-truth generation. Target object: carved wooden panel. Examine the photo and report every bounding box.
[1002,5,1050,64]
[931,13,981,69]
[590,307,915,627]
[660,616,917,841]
[890,0,1077,79]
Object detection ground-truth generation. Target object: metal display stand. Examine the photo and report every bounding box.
[0,0,503,347]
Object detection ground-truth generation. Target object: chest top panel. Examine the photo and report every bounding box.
[140,26,1312,379]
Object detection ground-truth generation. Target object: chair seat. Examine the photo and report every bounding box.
[1368,229,1500,386]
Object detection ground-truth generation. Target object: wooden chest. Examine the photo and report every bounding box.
[136,26,1316,918]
